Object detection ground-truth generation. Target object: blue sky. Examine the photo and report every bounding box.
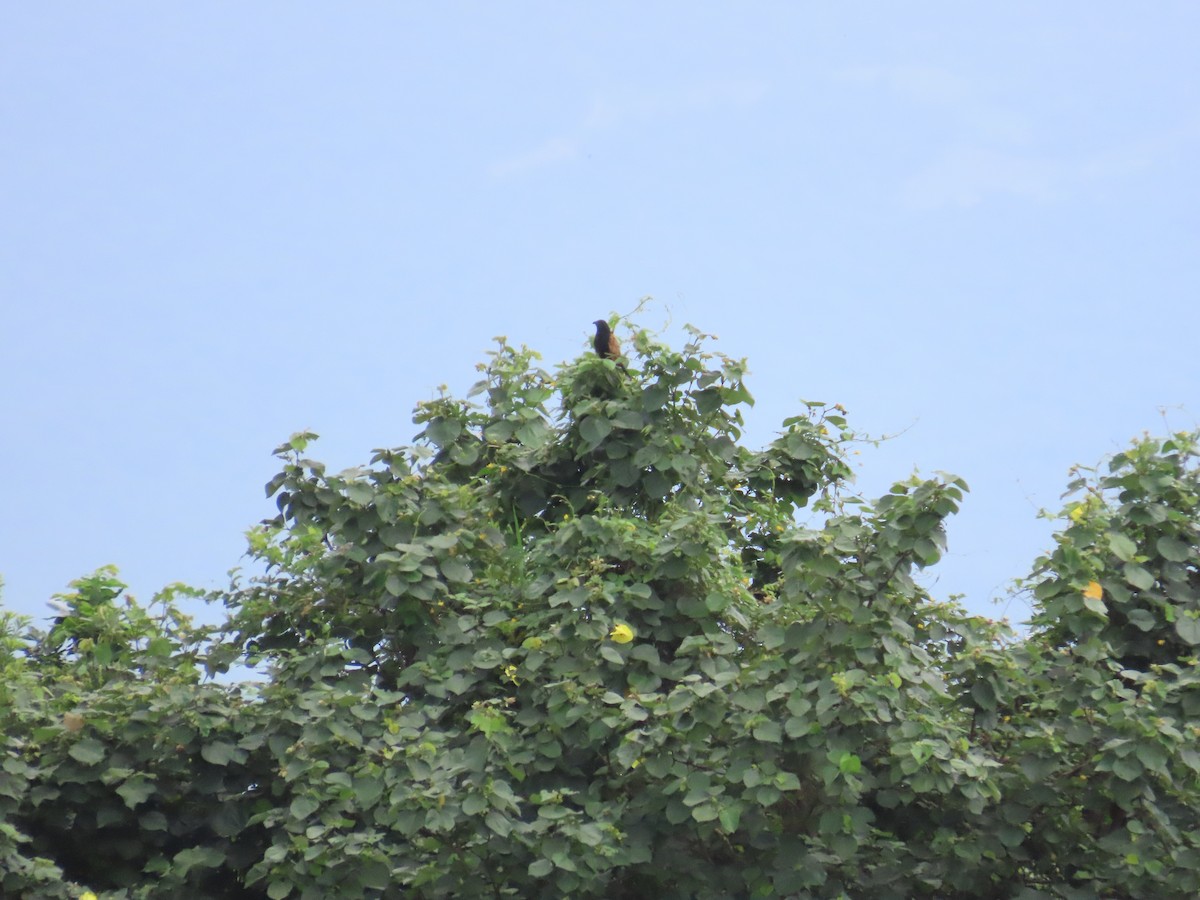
[2,3,1197,628]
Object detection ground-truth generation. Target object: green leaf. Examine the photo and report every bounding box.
[599,644,624,666]
[786,694,812,717]
[837,753,862,775]
[344,482,374,505]
[971,679,997,709]
[641,383,669,411]
[1111,756,1143,782]
[485,809,513,837]
[616,412,651,435]
[265,471,287,497]
[578,415,613,450]
[718,804,742,833]
[440,558,473,584]
[528,858,554,877]
[68,738,106,766]
[784,716,808,738]
[704,592,729,613]
[549,585,589,608]
[752,721,782,743]
[996,824,1025,848]
[97,804,125,829]
[774,771,802,791]
[141,811,168,831]
[1126,608,1156,631]
[212,803,249,839]
[289,796,319,820]
[1107,532,1137,562]
[1156,536,1191,562]
[462,793,488,816]
[1018,755,1058,782]
[173,846,224,874]
[426,807,456,832]
[201,741,244,766]
[1134,742,1168,774]
[691,803,719,823]
[1175,615,1200,646]
[515,421,551,449]
[116,776,156,809]
[359,860,391,891]
[1123,564,1155,591]
[425,418,463,447]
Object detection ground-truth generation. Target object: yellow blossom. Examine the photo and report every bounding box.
[1083,581,1103,601]
[81,894,99,900]
[609,622,634,644]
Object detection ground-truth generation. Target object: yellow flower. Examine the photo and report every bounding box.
[609,622,634,644]
[502,664,520,684]
[1069,504,1086,523]
[81,893,99,900]
[1083,581,1103,601]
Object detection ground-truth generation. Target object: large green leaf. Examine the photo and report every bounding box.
[1175,615,1200,645]
[67,738,106,766]
[116,776,156,810]
[578,415,613,450]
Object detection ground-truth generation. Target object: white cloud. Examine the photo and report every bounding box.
[1076,119,1200,182]
[836,64,971,107]
[488,136,580,177]
[582,79,768,130]
[841,63,1197,210]
[901,146,1059,209]
[488,78,767,178]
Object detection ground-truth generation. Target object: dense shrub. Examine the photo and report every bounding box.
[3,324,1198,897]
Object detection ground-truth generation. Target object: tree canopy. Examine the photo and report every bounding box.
[3,322,1199,898]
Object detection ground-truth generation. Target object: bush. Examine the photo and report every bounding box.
[3,323,1198,897]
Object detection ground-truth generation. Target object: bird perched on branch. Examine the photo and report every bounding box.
[592,319,626,369]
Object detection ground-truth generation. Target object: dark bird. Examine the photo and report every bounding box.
[592,319,624,368]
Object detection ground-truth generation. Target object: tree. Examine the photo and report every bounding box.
[2,322,1198,898]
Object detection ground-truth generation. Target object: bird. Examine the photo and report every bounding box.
[592,319,625,368]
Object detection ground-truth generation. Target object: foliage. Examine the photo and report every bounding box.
[1,323,1198,898]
